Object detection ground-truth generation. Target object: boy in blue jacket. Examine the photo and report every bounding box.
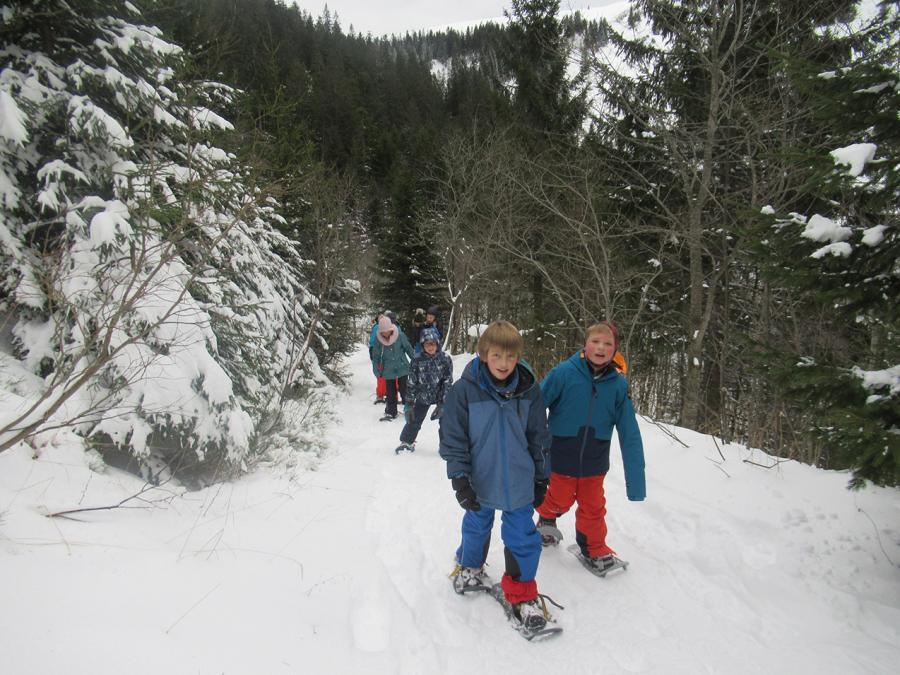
[439,321,554,632]
[535,320,645,574]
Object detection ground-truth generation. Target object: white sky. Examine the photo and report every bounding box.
[293,1,623,36]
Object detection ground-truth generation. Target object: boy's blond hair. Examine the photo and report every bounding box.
[477,320,524,359]
[585,320,619,346]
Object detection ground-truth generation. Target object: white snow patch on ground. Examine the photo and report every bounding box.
[0,346,898,674]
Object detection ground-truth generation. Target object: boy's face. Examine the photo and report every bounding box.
[426,313,436,323]
[584,329,615,367]
[423,340,438,355]
[485,349,518,380]
[380,330,393,341]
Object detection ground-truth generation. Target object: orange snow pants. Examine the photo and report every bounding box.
[535,472,615,558]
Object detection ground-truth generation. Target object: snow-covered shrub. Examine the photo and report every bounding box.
[0,0,327,479]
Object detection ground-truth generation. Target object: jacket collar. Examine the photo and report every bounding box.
[464,357,536,399]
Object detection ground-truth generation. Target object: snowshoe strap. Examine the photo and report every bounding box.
[537,592,565,612]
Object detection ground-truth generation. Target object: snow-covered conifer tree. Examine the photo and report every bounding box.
[759,2,898,487]
[0,0,328,479]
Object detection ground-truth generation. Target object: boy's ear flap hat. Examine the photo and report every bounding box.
[420,327,440,345]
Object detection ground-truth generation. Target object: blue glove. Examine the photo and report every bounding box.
[403,404,414,425]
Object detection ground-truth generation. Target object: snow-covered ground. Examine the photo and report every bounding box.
[1,346,898,674]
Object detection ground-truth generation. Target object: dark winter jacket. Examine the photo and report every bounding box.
[406,348,453,406]
[439,357,551,511]
[541,351,645,500]
[371,332,414,379]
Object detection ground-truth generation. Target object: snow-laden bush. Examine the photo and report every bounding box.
[0,0,327,479]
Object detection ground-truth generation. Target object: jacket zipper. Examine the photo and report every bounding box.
[578,381,598,473]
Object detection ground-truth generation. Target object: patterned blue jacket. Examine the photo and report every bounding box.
[406,349,453,406]
[541,351,645,500]
[439,357,551,511]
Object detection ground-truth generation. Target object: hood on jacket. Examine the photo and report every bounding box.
[377,316,398,346]
[462,357,537,397]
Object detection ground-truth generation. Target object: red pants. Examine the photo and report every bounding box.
[375,377,400,401]
[536,473,615,558]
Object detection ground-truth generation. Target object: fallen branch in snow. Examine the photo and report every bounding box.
[856,505,897,568]
[164,582,222,634]
[640,415,689,447]
[705,456,731,477]
[712,436,726,462]
[741,458,790,469]
[45,481,176,519]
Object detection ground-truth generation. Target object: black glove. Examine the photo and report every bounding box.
[533,479,549,508]
[430,404,443,421]
[451,477,481,511]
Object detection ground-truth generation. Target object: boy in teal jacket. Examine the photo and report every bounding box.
[536,321,645,574]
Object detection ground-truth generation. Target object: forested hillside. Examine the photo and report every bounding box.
[1,0,896,487]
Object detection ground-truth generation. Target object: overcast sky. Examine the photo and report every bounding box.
[293,1,619,37]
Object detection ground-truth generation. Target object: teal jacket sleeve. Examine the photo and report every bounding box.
[401,333,414,360]
[615,381,646,501]
[526,387,551,481]
[540,364,563,411]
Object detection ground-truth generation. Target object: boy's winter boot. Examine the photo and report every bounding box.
[394,442,415,454]
[588,554,619,573]
[536,517,563,547]
[513,597,549,632]
[450,564,489,594]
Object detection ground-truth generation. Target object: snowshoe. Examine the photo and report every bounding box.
[379,413,397,422]
[373,397,385,405]
[394,442,415,454]
[449,564,491,594]
[567,544,629,577]
[488,584,563,641]
[536,518,563,547]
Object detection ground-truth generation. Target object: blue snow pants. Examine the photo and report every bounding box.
[455,504,541,582]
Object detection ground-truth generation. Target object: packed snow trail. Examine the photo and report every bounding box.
[0,346,898,674]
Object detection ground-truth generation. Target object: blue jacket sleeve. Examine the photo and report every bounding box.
[438,381,471,478]
[540,365,563,412]
[526,388,552,481]
[615,381,646,501]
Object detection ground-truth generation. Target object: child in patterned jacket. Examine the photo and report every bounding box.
[395,328,453,453]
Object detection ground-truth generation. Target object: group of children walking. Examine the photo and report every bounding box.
[368,311,646,636]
